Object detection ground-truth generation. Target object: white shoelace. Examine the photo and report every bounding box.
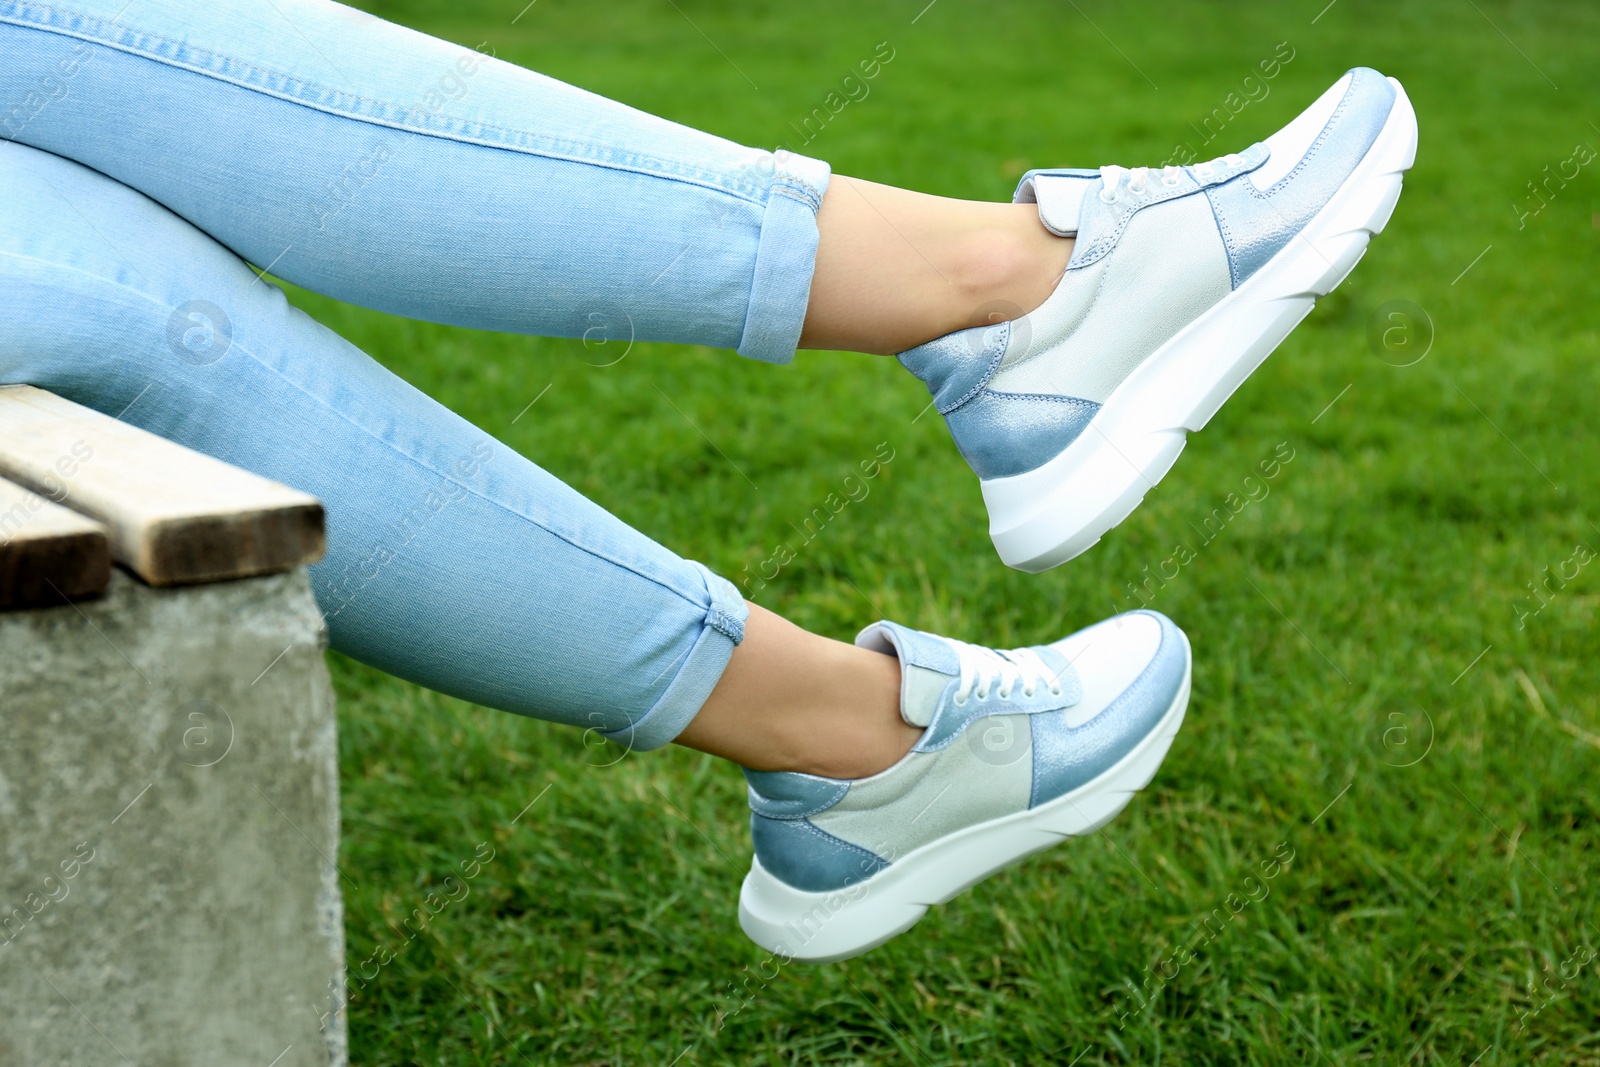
[948,640,1064,705]
[1098,152,1246,203]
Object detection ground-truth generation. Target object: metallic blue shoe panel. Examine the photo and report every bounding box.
[750,813,889,892]
[744,768,850,820]
[1205,68,1395,288]
[896,321,1009,414]
[1028,611,1188,807]
[943,388,1101,481]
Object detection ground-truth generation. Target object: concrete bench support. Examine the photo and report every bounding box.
[0,569,345,1067]
[0,388,344,1066]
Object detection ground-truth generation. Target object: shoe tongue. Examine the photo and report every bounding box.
[898,665,952,728]
[1014,170,1098,237]
[854,621,961,729]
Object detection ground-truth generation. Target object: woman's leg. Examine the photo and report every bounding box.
[0,138,914,776]
[0,0,1068,364]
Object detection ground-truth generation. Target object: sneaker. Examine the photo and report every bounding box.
[901,68,1418,572]
[737,609,1190,963]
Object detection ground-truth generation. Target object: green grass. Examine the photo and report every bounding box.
[294,0,1600,1062]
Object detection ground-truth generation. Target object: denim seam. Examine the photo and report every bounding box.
[768,176,823,212]
[249,369,710,609]
[0,249,722,615]
[704,607,744,642]
[0,3,773,203]
[695,563,749,643]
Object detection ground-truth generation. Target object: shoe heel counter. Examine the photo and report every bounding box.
[750,813,888,893]
[945,389,1101,481]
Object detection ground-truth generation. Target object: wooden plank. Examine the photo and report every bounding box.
[0,385,324,586]
[0,475,111,609]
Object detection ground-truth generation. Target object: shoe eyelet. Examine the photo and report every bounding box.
[1127,182,1146,196]
[953,695,968,707]
[1050,685,1063,696]
[1098,189,1117,205]
[1022,688,1036,699]
[1162,175,1180,188]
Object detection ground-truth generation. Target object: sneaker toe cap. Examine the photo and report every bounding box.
[1254,67,1396,191]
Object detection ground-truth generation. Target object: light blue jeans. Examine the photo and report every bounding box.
[0,0,834,750]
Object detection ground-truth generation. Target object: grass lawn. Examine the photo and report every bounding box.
[297,0,1600,1061]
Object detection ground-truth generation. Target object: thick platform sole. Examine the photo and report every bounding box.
[736,653,1191,964]
[983,78,1418,573]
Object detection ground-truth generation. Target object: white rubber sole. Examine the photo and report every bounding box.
[983,79,1418,573]
[736,657,1191,964]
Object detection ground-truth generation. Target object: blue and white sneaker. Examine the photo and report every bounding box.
[902,68,1418,571]
[737,610,1190,963]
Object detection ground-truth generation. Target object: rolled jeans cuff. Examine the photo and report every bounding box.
[597,562,749,752]
[736,150,832,365]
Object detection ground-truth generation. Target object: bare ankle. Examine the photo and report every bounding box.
[794,715,922,780]
[949,209,1073,328]
[800,176,1073,354]
[674,607,918,778]
[786,648,919,779]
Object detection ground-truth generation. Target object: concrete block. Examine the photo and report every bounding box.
[0,567,345,1067]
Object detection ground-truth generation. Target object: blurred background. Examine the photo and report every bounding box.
[311,0,1599,1062]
